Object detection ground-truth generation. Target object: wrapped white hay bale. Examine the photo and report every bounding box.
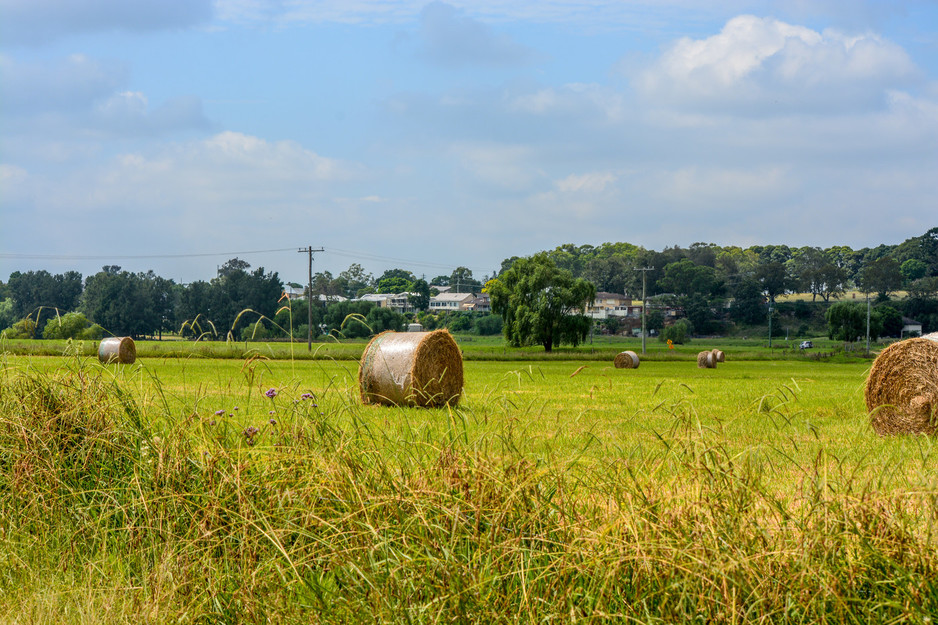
[711,349,725,363]
[98,337,136,364]
[865,332,938,436]
[359,330,464,407]
[614,351,640,369]
[697,350,716,369]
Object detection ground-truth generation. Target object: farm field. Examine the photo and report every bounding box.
[1,350,936,623]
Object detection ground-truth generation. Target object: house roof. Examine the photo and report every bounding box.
[431,292,475,303]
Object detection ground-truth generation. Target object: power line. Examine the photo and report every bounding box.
[0,248,298,261]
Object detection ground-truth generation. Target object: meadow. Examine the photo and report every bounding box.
[1,342,936,623]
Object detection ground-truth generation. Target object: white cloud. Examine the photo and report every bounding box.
[449,142,542,190]
[555,172,617,194]
[0,0,213,46]
[633,15,918,114]
[1,54,209,137]
[15,132,354,238]
[416,2,537,67]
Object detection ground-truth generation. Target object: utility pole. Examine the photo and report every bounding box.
[865,290,871,354]
[768,300,774,348]
[634,267,654,354]
[298,246,324,351]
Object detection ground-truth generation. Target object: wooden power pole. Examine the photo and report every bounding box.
[634,267,654,354]
[298,246,324,351]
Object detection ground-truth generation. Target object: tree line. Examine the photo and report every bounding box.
[1,228,936,343]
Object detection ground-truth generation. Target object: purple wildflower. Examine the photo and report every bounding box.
[214,409,225,416]
[265,388,278,399]
[269,418,277,425]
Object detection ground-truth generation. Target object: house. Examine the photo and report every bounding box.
[902,317,923,338]
[463,294,491,313]
[587,292,635,319]
[429,292,475,312]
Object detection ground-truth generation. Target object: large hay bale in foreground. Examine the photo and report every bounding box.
[865,333,938,436]
[359,330,464,407]
[98,337,136,364]
[614,351,640,369]
[697,351,716,369]
[711,349,725,363]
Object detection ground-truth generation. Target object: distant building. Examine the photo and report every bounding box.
[429,292,475,312]
[463,294,491,312]
[902,317,923,337]
[587,292,639,319]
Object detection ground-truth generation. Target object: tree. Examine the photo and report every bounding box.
[7,270,83,331]
[860,257,902,300]
[790,247,846,302]
[486,253,596,352]
[876,305,903,338]
[218,257,251,278]
[449,267,482,293]
[335,263,374,298]
[730,279,765,325]
[407,279,431,311]
[657,260,723,297]
[826,302,881,342]
[756,261,789,304]
[901,259,928,285]
[375,269,415,294]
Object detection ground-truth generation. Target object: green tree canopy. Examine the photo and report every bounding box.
[486,252,596,352]
[860,256,903,299]
[826,302,882,342]
[449,267,482,293]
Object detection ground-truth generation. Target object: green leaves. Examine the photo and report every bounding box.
[488,253,595,352]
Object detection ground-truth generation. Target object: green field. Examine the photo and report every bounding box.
[1,346,935,623]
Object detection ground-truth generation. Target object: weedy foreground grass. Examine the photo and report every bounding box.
[0,356,937,623]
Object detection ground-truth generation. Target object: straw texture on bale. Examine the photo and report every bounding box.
[865,333,938,436]
[98,337,136,364]
[614,351,640,369]
[359,330,464,407]
[711,349,725,363]
[697,351,716,369]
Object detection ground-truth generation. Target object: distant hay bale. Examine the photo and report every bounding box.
[614,351,640,369]
[865,333,938,436]
[98,337,136,364]
[711,349,725,363]
[359,330,463,408]
[697,350,716,369]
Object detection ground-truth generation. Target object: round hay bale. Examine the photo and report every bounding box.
[697,350,716,369]
[614,351,640,369]
[359,330,463,407]
[98,337,136,364]
[711,349,725,363]
[865,333,938,436]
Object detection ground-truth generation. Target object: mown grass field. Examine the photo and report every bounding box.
[1,344,936,623]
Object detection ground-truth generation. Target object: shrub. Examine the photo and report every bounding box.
[473,314,503,336]
[4,318,36,339]
[660,319,690,344]
[41,312,91,340]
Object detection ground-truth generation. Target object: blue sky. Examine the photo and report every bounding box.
[2,0,937,285]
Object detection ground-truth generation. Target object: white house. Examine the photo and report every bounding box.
[902,317,923,337]
[429,292,475,311]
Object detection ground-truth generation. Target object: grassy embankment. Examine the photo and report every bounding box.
[1,346,935,623]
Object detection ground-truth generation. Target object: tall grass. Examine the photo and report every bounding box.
[1,357,936,623]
